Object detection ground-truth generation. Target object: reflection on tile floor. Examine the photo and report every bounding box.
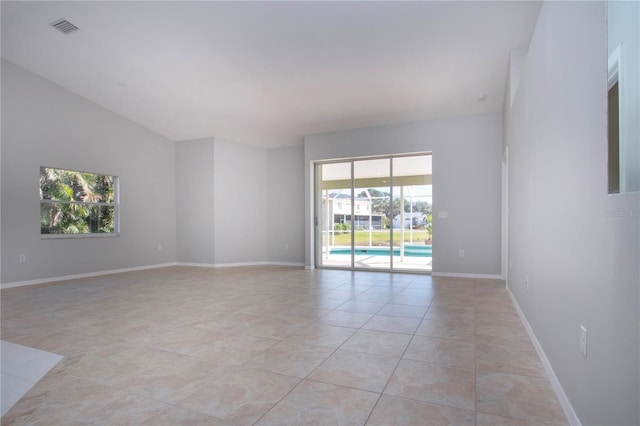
[1,266,567,425]
[1,341,63,416]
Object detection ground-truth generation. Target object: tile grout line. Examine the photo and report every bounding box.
[252,277,393,425]
[363,281,435,425]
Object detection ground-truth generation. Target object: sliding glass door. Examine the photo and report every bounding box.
[317,162,353,269]
[316,153,432,272]
[392,155,432,272]
[353,158,391,270]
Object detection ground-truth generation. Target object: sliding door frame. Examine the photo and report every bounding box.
[314,152,432,274]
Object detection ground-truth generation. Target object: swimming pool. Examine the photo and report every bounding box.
[329,245,432,257]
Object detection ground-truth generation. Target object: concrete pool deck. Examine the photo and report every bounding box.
[320,253,432,272]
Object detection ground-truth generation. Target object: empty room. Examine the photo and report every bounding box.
[1,1,638,425]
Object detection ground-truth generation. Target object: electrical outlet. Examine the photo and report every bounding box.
[18,254,26,263]
[438,212,448,219]
[579,325,588,357]
[458,249,464,257]
[157,244,163,252]
[284,243,289,250]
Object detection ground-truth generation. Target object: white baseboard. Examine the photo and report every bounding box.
[212,261,270,268]
[269,262,306,267]
[1,261,306,290]
[1,262,178,290]
[507,288,581,426]
[174,262,218,268]
[176,261,304,268]
[432,272,502,279]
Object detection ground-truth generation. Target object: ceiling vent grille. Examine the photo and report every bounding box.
[50,19,79,35]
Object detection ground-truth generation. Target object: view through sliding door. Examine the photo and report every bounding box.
[317,161,353,269]
[315,153,432,272]
[353,158,391,270]
[391,155,433,272]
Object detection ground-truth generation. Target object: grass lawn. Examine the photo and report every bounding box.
[326,229,431,246]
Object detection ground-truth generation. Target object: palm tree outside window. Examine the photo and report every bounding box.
[39,166,118,236]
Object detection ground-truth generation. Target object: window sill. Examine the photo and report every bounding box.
[41,233,120,240]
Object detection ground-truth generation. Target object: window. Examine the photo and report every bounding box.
[607,0,640,194]
[608,78,620,193]
[39,166,118,237]
[608,45,621,194]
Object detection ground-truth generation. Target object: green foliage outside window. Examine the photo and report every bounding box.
[333,222,351,234]
[39,167,117,235]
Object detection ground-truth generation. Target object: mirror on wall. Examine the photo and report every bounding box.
[607,0,640,194]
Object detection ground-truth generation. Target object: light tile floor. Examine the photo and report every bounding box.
[0,266,567,425]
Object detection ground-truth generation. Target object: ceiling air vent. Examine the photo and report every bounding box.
[50,19,79,35]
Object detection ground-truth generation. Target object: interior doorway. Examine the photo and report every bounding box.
[315,153,432,272]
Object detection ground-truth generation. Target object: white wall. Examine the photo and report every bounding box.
[304,113,503,276]
[213,139,268,265]
[0,61,305,281]
[267,145,305,264]
[1,60,177,284]
[175,139,304,267]
[504,2,639,425]
[176,138,215,264]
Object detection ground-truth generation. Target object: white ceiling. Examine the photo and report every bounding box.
[1,1,541,149]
